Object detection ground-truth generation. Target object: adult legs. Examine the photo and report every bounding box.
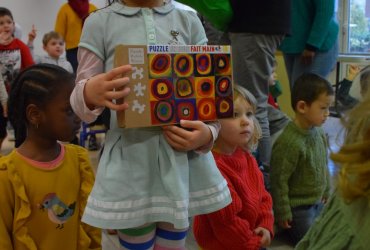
[284,42,339,89]
[229,33,284,169]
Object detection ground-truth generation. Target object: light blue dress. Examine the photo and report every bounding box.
[80,2,231,230]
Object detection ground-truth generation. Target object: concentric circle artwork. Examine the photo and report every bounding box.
[216,97,233,118]
[216,76,232,97]
[196,54,212,75]
[196,77,214,98]
[149,54,172,77]
[176,100,196,121]
[118,45,235,128]
[150,78,173,100]
[214,54,231,75]
[152,100,174,123]
[197,98,216,120]
[175,78,194,98]
[174,54,193,77]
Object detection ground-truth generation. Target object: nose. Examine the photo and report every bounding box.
[241,114,251,125]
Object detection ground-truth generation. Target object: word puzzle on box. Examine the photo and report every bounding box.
[114,45,234,128]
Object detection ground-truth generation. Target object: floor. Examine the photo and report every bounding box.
[0,117,343,250]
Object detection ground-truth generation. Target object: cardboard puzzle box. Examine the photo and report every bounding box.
[114,45,234,128]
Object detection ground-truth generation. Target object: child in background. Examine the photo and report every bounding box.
[295,91,370,250]
[268,61,283,109]
[0,7,34,86]
[29,31,73,73]
[336,64,361,111]
[194,85,274,250]
[0,64,101,249]
[70,0,231,249]
[271,74,334,244]
[0,7,34,145]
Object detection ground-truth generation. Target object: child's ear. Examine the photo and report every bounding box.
[42,45,47,51]
[296,100,308,114]
[26,104,43,127]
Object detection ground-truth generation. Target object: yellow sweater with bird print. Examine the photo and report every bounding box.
[0,144,101,250]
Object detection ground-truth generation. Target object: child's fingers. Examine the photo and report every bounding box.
[163,128,190,150]
[106,77,130,91]
[104,86,131,100]
[163,125,192,138]
[104,65,132,81]
[179,119,202,129]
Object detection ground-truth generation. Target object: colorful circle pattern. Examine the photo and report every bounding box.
[150,54,171,77]
[216,76,232,97]
[196,77,214,98]
[153,100,174,123]
[175,78,194,98]
[151,79,173,100]
[216,97,233,118]
[214,54,230,74]
[197,98,216,120]
[196,54,212,75]
[176,100,196,121]
[174,54,193,77]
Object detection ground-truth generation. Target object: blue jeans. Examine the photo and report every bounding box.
[283,41,339,89]
[288,202,324,244]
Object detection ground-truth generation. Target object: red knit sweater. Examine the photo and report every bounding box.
[193,148,274,250]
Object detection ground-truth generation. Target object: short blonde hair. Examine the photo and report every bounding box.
[332,90,370,202]
[42,31,64,46]
[233,84,262,151]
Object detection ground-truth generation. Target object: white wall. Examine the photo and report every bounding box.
[1,0,106,56]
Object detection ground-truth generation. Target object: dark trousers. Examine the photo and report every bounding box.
[287,202,324,244]
[66,47,79,73]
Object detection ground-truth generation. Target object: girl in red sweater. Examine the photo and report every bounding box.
[193,85,274,250]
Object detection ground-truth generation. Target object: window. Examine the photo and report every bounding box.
[339,0,370,54]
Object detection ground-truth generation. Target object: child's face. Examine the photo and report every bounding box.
[0,15,14,42]
[301,93,334,128]
[218,96,255,153]
[43,38,65,59]
[268,67,277,86]
[38,82,81,142]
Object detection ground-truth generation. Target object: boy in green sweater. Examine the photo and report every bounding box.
[270,73,334,244]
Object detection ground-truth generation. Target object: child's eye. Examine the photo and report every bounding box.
[246,111,254,117]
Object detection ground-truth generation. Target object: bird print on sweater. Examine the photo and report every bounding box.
[37,193,76,229]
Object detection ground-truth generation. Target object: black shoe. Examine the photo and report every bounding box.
[88,135,99,151]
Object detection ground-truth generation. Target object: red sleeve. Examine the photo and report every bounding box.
[16,39,34,69]
[202,162,262,250]
[251,159,274,237]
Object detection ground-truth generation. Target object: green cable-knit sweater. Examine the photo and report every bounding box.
[271,121,330,222]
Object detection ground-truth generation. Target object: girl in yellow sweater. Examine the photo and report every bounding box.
[0,64,101,249]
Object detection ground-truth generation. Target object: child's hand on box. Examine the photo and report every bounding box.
[84,65,131,111]
[162,120,212,151]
